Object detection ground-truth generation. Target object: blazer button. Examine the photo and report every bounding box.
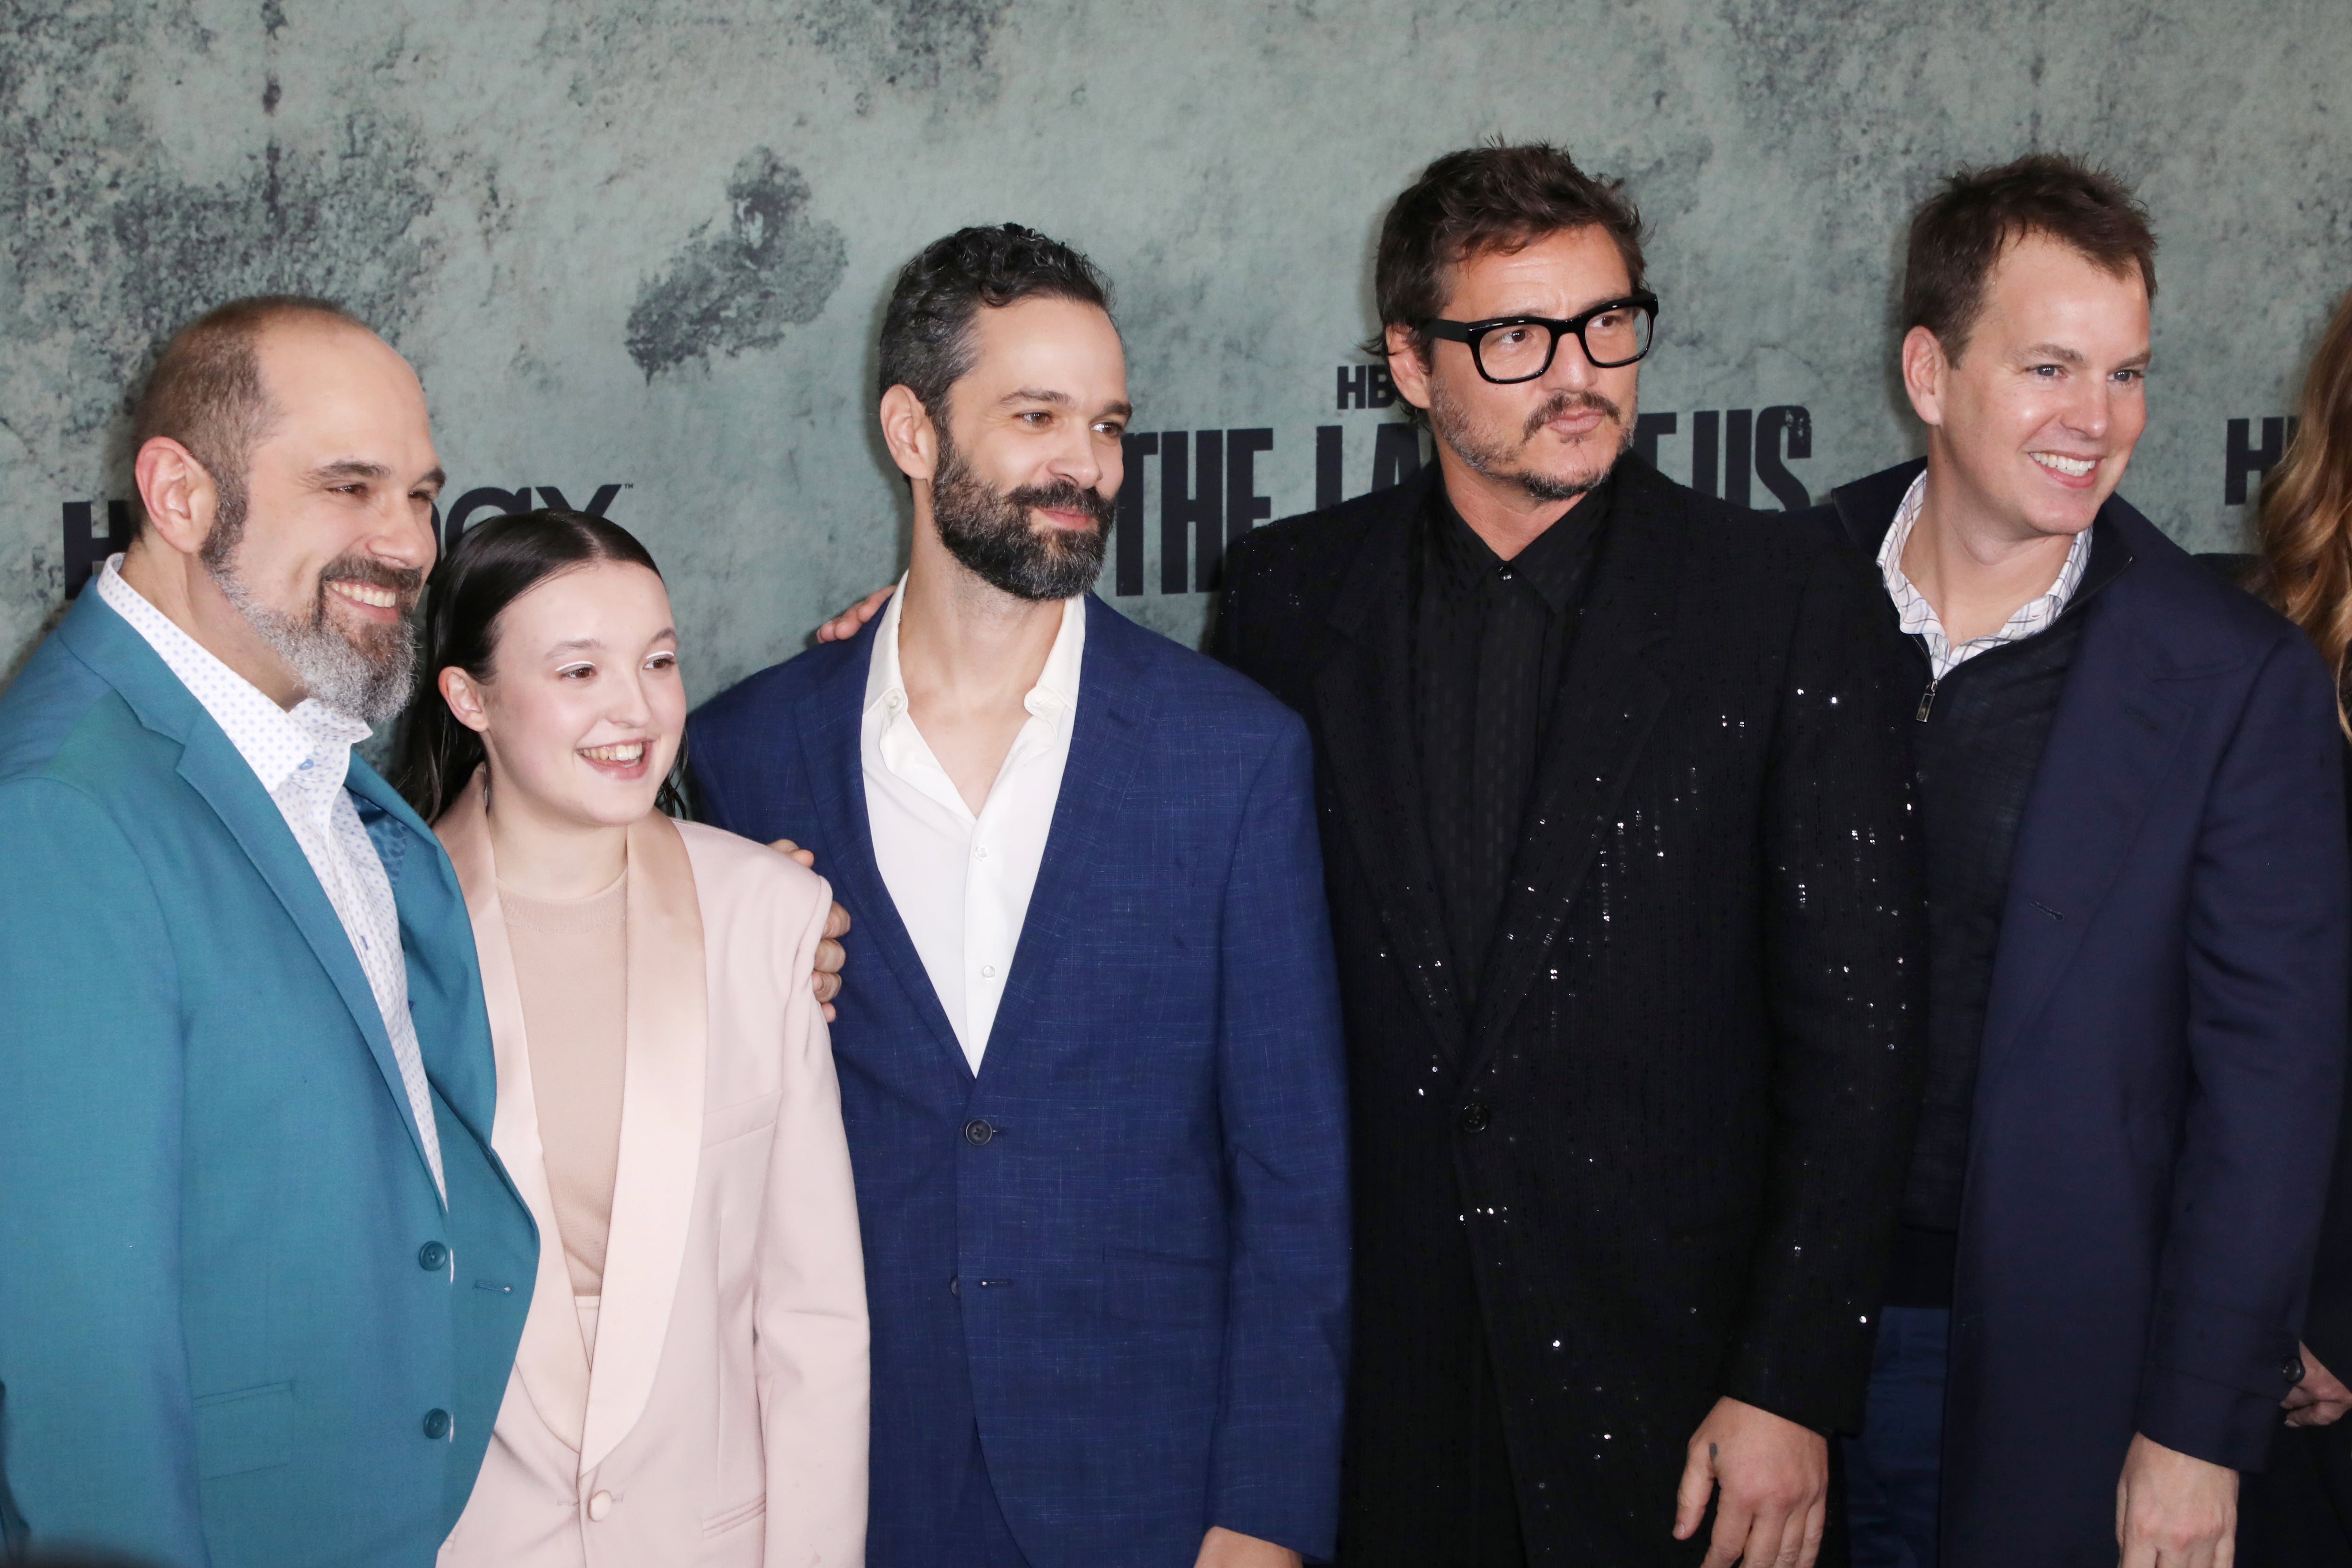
[2286,1355,2309,1385]
[964,1118,995,1146]
[1458,1101,1492,1134]
[417,1241,450,1272]
[587,1490,613,1521]
[421,1408,450,1440]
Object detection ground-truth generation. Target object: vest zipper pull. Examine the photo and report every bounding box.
[1915,679,1939,722]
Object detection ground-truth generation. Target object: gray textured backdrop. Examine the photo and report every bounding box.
[6,0,2347,703]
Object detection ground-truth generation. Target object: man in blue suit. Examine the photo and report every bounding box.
[690,225,1351,1568]
[1810,158,2350,1567]
[0,297,536,1566]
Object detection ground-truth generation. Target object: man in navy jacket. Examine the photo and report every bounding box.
[1809,156,2349,1568]
[688,226,1350,1568]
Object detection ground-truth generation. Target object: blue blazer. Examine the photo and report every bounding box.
[0,589,537,1568]
[689,595,1351,1567]
[1828,466,2351,1567]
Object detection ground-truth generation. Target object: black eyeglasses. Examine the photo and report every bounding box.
[1423,293,1660,382]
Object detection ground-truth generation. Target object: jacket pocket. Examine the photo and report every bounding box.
[194,1381,293,1479]
[703,1090,782,1148]
[1668,1203,1763,1241]
[1104,1244,1227,1328]
[701,1492,765,1537]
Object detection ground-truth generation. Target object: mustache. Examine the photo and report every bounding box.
[1523,390,1624,440]
[1006,478,1116,532]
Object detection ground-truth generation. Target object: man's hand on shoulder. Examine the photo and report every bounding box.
[1674,1396,1829,1568]
[2116,1432,2236,1567]
[769,837,850,1021]
[1193,1526,1302,1568]
[813,585,894,645]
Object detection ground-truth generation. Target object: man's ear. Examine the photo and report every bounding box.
[878,385,940,483]
[438,666,492,735]
[1900,326,1950,430]
[133,436,219,558]
[1384,325,1435,414]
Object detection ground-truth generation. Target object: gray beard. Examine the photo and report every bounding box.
[208,555,418,723]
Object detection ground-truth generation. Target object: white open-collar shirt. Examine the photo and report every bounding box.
[861,579,1085,1074]
[1880,470,2092,681]
[96,556,446,1200]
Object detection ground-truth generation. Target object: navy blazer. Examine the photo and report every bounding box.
[688,595,1351,1568]
[1823,463,2351,1567]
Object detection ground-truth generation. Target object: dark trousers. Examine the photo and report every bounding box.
[1842,1306,1949,1568]
[2238,1417,2352,1567]
[950,1426,1035,1568]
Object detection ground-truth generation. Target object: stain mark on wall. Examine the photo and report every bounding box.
[626,149,847,378]
[106,114,441,360]
[796,0,1014,97]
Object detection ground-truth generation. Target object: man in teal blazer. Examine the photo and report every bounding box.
[0,297,536,1566]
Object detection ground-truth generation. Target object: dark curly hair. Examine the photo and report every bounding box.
[1370,141,1646,365]
[876,223,1112,416]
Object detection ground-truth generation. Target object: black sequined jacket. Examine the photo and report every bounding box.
[1215,453,1929,1566]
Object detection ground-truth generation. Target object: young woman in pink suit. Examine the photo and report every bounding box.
[395,509,867,1567]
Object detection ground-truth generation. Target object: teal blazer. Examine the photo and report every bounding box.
[0,589,536,1567]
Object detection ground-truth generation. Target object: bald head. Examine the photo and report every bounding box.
[132,296,376,538]
[121,296,443,718]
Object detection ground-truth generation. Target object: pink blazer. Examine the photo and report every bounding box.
[434,781,868,1567]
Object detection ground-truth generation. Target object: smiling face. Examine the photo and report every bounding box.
[1389,224,1641,502]
[1907,230,2151,543]
[899,294,1131,600]
[202,316,445,718]
[446,559,686,832]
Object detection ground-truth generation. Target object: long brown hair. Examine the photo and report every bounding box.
[2257,287,2352,735]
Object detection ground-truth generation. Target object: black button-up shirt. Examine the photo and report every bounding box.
[1413,474,1611,1006]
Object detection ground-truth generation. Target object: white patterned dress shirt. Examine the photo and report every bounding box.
[862,579,1085,1074]
[1879,469,2092,681]
[97,556,445,1200]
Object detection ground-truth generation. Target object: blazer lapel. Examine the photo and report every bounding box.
[1977,568,2192,1090]
[1464,474,1677,1072]
[795,619,971,1079]
[56,594,443,1189]
[349,757,500,1146]
[1312,491,1470,1063]
[983,597,1157,1069]
[435,780,593,1452]
[580,809,708,1472]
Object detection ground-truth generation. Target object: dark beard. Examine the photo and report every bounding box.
[1429,385,1633,502]
[206,527,424,723]
[930,436,1113,602]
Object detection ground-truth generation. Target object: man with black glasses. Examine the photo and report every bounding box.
[1213,143,1929,1568]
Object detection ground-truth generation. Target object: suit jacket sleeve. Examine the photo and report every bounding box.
[1728,544,1930,1433]
[1208,551,1248,669]
[1207,714,1352,1556]
[0,778,209,1566]
[2137,632,2349,1468]
[755,870,873,1567]
[688,720,744,836]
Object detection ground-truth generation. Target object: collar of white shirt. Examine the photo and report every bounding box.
[94,554,373,796]
[1878,470,2093,679]
[862,574,1087,783]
